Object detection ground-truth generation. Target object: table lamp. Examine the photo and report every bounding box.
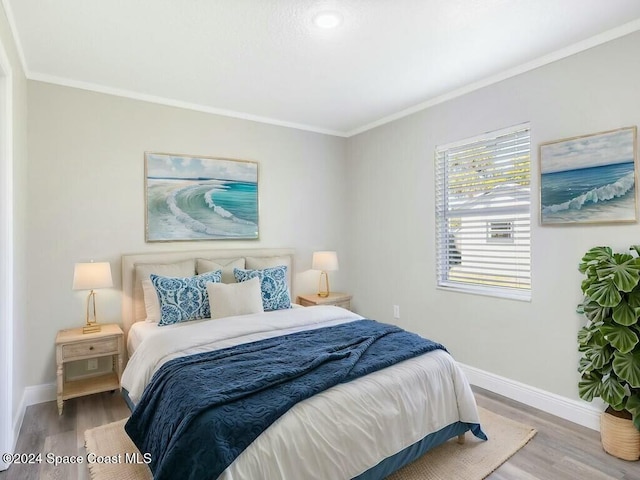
[72,261,113,333]
[312,251,339,298]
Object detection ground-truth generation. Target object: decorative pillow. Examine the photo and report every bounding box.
[134,259,196,322]
[206,277,264,319]
[245,255,292,289]
[151,270,222,326]
[196,257,245,284]
[234,266,291,311]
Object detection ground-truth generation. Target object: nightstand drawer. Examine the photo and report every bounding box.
[62,337,118,360]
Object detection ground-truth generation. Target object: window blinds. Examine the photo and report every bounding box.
[435,123,531,300]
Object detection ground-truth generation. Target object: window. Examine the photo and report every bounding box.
[435,123,531,300]
[487,221,513,242]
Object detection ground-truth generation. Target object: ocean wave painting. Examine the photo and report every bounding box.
[539,127,637,225]
[145,153,259,241]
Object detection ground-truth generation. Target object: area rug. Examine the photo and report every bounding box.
[84,407,536,480]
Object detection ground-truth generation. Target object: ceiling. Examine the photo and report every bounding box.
[5,0,640,136]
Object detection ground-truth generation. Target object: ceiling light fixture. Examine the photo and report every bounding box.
[313,11,342,29]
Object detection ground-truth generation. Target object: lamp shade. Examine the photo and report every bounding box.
[312,251,339,271]
[72,262,113,290]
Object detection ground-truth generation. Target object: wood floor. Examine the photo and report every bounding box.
[0,386,638,479]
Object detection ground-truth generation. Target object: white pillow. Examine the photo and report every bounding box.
[141,279,161,323]
[206,276,264,319]
[196,257,245,284]
[134,259,195,322]
[245,255,291,270]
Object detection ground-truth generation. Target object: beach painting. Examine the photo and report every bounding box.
[145,153,259,241]
[539,127,637,225]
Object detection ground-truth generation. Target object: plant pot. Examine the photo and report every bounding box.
[600,408,640,461]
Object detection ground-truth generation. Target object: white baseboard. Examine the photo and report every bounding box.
[12,382,56,449]
[459,362,603,431]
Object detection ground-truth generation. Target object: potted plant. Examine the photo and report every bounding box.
[577,246,640,461]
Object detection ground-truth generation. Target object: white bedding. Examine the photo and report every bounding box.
[126,304,305,356]
[121,306,481,480]
[126,318,207,356]
[126,321,157,356]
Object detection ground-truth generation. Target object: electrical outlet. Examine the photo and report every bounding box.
[87,358,98,371]
[393,305,400,319]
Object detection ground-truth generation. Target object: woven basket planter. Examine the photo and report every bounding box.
[600,409,640,461]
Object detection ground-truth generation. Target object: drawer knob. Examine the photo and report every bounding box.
[89,346,94,350]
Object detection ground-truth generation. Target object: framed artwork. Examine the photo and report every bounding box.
[539,126,637,225]
[145,152,259,241]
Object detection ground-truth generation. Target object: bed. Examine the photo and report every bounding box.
[119,247,486,480]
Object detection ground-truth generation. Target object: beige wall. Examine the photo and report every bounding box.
[346,31,640,401]
[26,82,348,386]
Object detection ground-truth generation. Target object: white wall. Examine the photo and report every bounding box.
[18,16,640,416]
[0,0,28,456]
[346,31,640,401]
[26,82,348,387]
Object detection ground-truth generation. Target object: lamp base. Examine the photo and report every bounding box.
[317,271,330,298]
[82,290,102,334]
[83,323,101,334]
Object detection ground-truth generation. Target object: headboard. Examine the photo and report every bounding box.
[122,247,295,335]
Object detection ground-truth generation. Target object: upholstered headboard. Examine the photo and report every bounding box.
[121,248,295,335]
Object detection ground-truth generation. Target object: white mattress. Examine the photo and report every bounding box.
[121,306,481,480]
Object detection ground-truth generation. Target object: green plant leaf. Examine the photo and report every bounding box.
[626,394,640,431]
[612,300,640,326]
[610,401,628,411]
[581,277,595,295]
[577,325,595,347]
[627,289,640,309]
[579,247,613,274]
[586,345,613,370]
[626,394,640,416]
[582,301,610,323]
[601,324,639,353]
[578,373,602,402]
[578,324,605,346]
[597,254,640,292]
[586,278,622,307]
[578,356,593,374]
[612,351,640,388]
[592,330,607,347]
[578,246,640,413]
[580,331,606,353]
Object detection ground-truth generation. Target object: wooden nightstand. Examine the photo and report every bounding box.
[55,324,124,415]
[296,292,352,310]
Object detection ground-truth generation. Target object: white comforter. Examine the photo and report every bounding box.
[121,306,481,480]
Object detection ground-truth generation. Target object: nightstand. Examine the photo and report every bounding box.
[55,324,124,415]
[296,292,352,310]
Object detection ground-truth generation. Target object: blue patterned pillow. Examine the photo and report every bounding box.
[151,270,222,326]
[233,266,291,311]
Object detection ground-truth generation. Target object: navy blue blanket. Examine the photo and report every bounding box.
[125,319,447,480]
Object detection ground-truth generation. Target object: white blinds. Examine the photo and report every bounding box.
[435,123,531,300]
